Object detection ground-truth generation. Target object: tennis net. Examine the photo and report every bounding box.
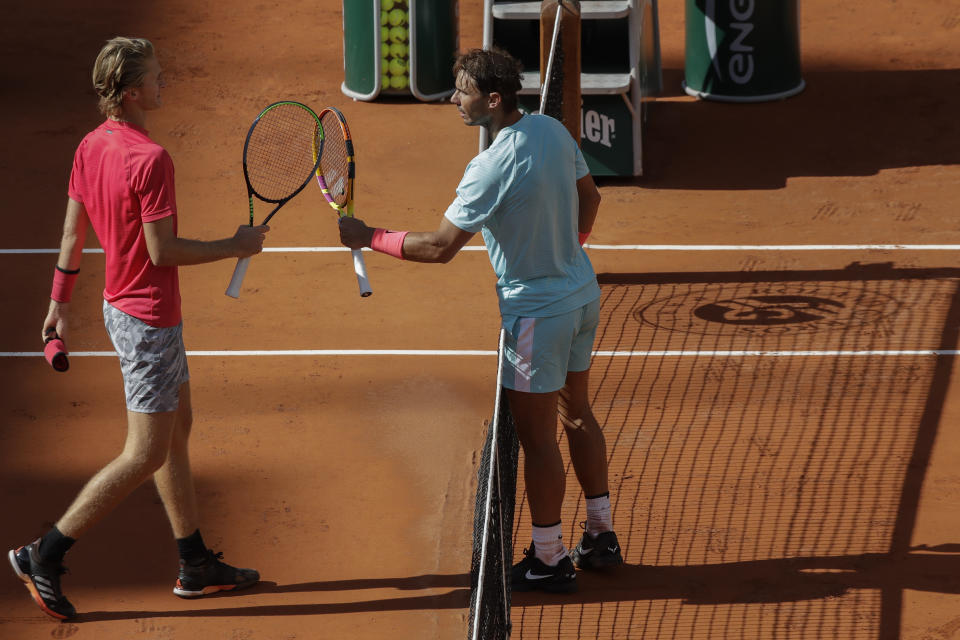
[508,264,960,638]
[468,330,520,640]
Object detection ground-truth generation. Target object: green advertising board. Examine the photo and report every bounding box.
[520,95,635,177]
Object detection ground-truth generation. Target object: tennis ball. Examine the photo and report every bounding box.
[381,0,394,10]
[382,58,391,75]
[381,10,388,26]
[388,8,407,26]
[389,74,408,90]
[381,26,389,42]
[388,56,408,76]
[382,42,390,58]
[382,73,391,88]
[389,42,408,58]
[389,25,407,43]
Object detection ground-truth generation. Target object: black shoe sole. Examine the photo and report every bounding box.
[571,551,624,570]
[174,577,259,598]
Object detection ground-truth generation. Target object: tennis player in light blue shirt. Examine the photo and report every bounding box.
[443,112,600,321]
[338,48,623,594]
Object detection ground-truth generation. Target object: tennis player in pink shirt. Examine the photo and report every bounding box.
[8,37,268,619]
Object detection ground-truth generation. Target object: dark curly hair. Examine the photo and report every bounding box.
[453,48,523,112]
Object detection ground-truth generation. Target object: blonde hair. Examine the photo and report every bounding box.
[92,37,155,117]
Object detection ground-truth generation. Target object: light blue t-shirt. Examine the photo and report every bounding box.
[444,114,601,318]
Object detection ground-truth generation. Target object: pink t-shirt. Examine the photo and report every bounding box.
[68,120,182,327]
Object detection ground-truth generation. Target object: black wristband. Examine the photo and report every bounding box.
[55,265,80,275]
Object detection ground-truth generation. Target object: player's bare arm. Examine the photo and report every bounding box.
[41,198,89,343]
[576,174,601,234]
[143,216,269,266]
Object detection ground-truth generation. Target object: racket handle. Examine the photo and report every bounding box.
[225,257,251,298]
[352,249,373,297]
[44,335,69,372]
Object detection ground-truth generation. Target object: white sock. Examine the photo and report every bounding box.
[531,522,567,566]
[585,493,613,537]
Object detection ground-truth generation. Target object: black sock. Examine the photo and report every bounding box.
[38,526,75,564]
[176,529,207,564]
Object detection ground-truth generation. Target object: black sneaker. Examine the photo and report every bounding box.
[8,539,77,620]
[511,545,577,593]
[570,527,624,570]
[173,549,260,598]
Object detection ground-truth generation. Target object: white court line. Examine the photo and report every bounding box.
[2,349,959,358]
[0,248,361,254]
[585,244,960,251]
[5,244,960,255]
[1,350,497,358]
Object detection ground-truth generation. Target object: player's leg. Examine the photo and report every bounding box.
[71,299,190,541]
[503,314,577,593]
[559,297,608,498]
[154,380,259,598]
[560,298,623,570]
[9,408,178,620]
[506,388,566,526]
[558,368,608,497]
[58,410,178,538]
[506,387,576,593]
[154,381,199,538]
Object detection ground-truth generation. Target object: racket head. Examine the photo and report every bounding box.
[314,106,355,216]
[242,101,322,208]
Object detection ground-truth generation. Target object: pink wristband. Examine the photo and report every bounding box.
[370,228,408,260]
[51,267,79,303]
[578,230,592,246]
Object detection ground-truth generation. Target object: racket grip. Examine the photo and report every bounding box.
[44,335,69,372]
[352,249,373,297]
[225,257,251,298]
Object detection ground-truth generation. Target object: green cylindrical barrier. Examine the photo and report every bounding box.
[343,0,380,101]
[342,0,457,102]
[410,0,458,101]
[683,0,804,102]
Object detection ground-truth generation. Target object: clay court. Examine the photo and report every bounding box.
[2,1,960,638]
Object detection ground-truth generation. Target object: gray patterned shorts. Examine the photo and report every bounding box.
[103,301,190,413]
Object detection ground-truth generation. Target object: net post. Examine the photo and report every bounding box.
[493,393,511,638]
[539,0,582,143]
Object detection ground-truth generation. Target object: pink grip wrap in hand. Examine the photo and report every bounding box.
[44,333,69,372]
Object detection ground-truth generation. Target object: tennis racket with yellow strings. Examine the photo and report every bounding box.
[314,107,372,297]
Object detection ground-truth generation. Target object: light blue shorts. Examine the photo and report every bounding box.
[501,297,600,394]
[103,301,190,413]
